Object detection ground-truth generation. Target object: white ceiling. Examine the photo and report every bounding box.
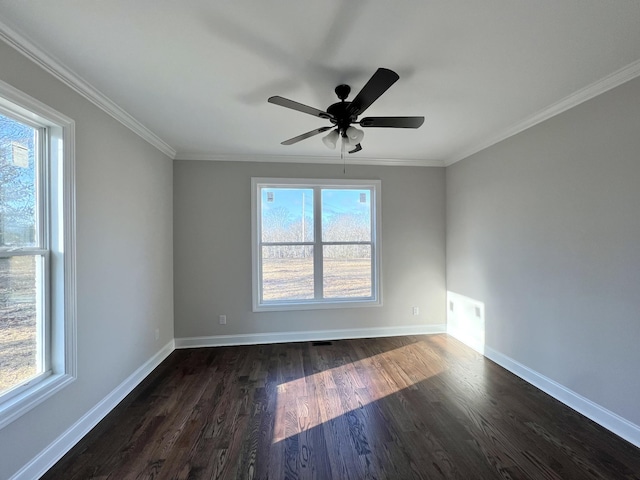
[0,0,639,166]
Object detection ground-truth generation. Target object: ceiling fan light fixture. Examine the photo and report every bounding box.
[322,129,339,149]
[346,126,365,144]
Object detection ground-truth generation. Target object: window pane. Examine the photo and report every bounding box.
[0,113,38,247]
[322,189,371,242]
[323,245,371,298]
[0,255,43,395]
[262,245,314,301]
[262,188,313,243]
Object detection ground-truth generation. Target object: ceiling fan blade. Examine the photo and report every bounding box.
[348,68,400,116]
[268,96,334,120]
[281,126,333,145]
[359,116,425,128]
[348,143,362,154]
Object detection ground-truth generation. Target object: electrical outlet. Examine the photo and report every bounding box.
[154,329,159,341]
[412,306,419,316]
[219,315,227,325]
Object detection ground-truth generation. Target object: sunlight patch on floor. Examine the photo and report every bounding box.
[272,341,444,443]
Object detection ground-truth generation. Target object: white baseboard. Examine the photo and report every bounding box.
[10,340,175,480]
[175,324,446,349]
[484,346,640,449]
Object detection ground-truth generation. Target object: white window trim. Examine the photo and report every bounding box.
[251,177,382,312]
[0,79,76,430]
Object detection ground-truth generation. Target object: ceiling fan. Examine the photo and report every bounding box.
[268,68,424,154]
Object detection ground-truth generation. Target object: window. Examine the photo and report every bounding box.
[252,178,381,311]
[0,80,76,429]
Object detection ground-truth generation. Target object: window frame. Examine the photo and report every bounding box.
[251,177,382,312]
[0,79,76,430]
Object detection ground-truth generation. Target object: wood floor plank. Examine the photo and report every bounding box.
[41,335,640,480]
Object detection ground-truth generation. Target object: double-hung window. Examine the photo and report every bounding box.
[252,178,381,311]
[0,80,76,429]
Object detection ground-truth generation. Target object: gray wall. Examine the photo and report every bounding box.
[446,76,640,425]
[174,161,446,338]
[0,41,174,479]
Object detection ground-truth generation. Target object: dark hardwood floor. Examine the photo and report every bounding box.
[42,335,640,479]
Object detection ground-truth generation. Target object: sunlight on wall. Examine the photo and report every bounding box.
[273,342,444,444]
[446,291,485,355]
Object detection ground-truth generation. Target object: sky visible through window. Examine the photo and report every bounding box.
[261,187,371,243]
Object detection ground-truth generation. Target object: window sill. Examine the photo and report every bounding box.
[253,298,382,313]
[0,373,75,430]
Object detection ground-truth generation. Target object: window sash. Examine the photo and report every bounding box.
[0,107,52,405]
[0,115,52,403]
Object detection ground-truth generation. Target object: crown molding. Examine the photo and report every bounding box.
[0,19,177,159]
[446,58,640,166]
[174,152,445,167]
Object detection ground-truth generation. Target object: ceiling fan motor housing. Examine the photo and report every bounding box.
[327,103,357,131]
[327,85,357,133]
